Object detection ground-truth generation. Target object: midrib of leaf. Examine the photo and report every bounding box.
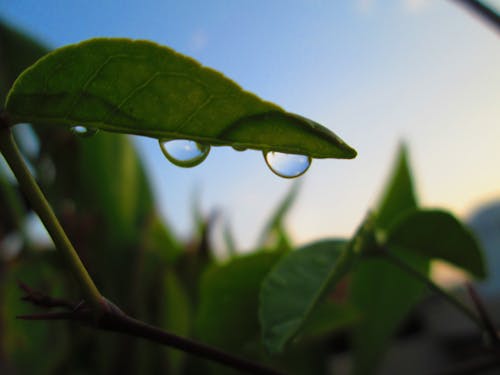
[260,241,352,353]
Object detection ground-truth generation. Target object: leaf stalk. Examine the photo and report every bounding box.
[381,249,484,331]
[0,124,104,315]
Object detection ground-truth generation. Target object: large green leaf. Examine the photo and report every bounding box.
[259,239,353,353]
[5,38,356,159]
[350,145,430,375]
[387,209,486,279]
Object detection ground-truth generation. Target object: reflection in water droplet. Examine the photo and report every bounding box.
[264,151,311,178]
[70,125,98,137]
[159,139,210,168]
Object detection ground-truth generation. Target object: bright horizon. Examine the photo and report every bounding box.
[1,1,499,251]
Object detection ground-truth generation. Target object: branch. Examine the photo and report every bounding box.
[466,282,500,346]
[451,0,500,33]
[17,284,285,375]
[432,354,500,375]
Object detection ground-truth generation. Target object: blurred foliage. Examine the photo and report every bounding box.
[0,20,487,375]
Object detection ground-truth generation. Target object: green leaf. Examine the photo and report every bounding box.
[259,239,353,353]
[298,300,359,340]
[5,38,356,159]
[376,144,417,230]
[350,251,429,375]
[195,252,282,352]
[350,145,431,375]
[387,209,486,279]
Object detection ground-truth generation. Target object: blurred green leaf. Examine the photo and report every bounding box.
[257,182,300,251]
[350,145,430,375]
[162,269,192,374]
[3,255,70,375]
[350,251,429,375]
[143,215,181,264]
[298,300,359,341]
[195,252,282,352]
[259,239,353,353]
[223,220,237,256]
[376,144,418,230]
[387,209,486,279]
[0,167,28,236]
[0,21,47,105]
[78,131,153,243]
[5,38,356,159]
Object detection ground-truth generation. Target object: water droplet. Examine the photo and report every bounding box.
[232,144,247,152]
[70,125,98,137]
[159,139,210,168]
[264,151,311,178]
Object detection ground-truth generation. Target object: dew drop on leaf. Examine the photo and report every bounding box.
[70,125,98,137]
[159,139,210,168]
[264,151,311,178]
[232,144,247,152]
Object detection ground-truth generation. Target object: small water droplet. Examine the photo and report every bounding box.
[264,151,311,178]
[232,144,247,152]
[159,139,210,168]
[70,125,98,137]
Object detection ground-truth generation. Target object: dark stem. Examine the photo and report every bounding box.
[451,0,500,33]
[101,313,284,375]
[432,355,500,375]
[17,285,285,375]
[466,282,500,346]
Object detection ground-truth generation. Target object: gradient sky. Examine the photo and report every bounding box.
[1,1,499,252]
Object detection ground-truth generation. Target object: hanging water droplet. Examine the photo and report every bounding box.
[70,125,98,137]
[264,151,311,178]
[159,139,210,168]
[232,144,247,152]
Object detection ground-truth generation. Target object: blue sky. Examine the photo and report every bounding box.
[1,1,499,251]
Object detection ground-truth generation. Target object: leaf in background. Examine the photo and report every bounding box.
[5,38,356,159]
[298,300,360,341]
[259,239,353,354]
[387,209,486,279]
[195,252,282,352]
[143,215,182,264]
[3,255,70,375]
[0,21,47,105]
[78,131,153,243]
[162,269,192,374]
[375,144,418,230]
[257,181,300,251]
[223,219,238,256]
[350,144,430,375]
[0,167,28,237]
